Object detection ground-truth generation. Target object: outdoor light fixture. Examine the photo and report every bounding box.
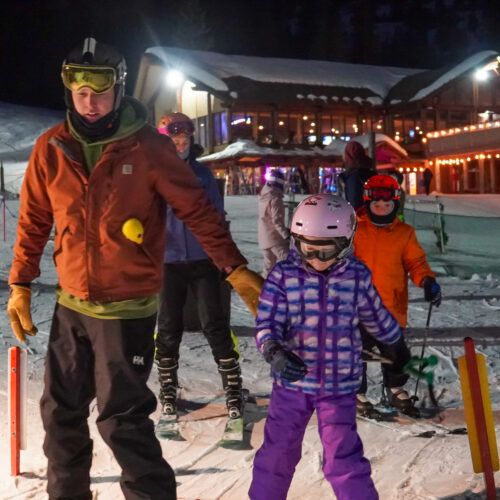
[165,69,184,87]
[474,69,489,81]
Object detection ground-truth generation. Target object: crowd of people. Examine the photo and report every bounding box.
[6,37,441,500]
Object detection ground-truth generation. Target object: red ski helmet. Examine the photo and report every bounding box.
[363,175,401,202]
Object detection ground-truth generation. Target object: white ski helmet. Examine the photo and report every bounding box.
[291,195,357,239]
[291,195,357,261]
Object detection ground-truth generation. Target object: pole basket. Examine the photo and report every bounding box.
[8,346,27,476]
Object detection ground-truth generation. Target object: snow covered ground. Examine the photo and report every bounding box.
[1,103,500,499]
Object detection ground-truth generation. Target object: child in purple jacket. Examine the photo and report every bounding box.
[249,194,402,500]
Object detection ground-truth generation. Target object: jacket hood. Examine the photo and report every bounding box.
[344,140,373,170]
[259,183,284,200]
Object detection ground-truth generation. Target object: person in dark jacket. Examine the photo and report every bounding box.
[422,167,433,195]
[155,112,245,424]
[6,39,263,500]
[338,141,377,211]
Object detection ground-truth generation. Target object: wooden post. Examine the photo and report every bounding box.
[207,93,214,154]
[368,131,376,169]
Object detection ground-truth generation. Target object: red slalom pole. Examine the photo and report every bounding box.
[9,346,21,476]
[464,337,497,499]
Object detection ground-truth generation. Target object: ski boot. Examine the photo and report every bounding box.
[218,357,244,419]
[157,357,179,415]
[389,387,420,418]
[356,394,383,421]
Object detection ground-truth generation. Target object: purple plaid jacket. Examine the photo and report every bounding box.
[255,248,401,395]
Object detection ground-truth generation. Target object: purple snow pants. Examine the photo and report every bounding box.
[249,384,378,500]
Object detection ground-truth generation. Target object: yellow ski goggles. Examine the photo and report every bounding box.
[61,64,117,94]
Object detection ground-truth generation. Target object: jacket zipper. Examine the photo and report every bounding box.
[318,273,328,394]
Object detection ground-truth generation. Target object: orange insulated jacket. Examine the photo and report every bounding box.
[9,122,246,302]
[353,216,434,327]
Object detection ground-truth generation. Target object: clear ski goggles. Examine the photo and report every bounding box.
[61,64,117,94]
[293,234,351,262]
[158,120,195,137]
[364,186,400,202]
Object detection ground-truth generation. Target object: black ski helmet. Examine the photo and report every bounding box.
[62,37,127,112]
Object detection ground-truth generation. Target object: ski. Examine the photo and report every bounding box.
[357,413,467,439]
[393,410,467,436]
[357,402,467,439]
[218,414,244,448]
[156,412,184,441]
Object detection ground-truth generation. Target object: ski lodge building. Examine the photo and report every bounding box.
[134,47,500,195]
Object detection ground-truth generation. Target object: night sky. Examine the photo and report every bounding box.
[1,0,499,109]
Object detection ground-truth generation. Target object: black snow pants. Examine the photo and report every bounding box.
[358,326,411,394]
[40,303,176,500]
[155,260,237,363]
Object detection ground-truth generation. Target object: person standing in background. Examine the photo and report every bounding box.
[353,175,441,419]
[338,141,377,211]
[155,112,245,425]
[258,170,290,277]
[422,167,433,195]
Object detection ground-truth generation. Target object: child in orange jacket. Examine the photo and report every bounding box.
[353,175,441,418]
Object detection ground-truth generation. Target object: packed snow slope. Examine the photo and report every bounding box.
[0,103,500,499]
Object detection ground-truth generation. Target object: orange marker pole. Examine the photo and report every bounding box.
[462,337,497,499]
[9,346,21,476]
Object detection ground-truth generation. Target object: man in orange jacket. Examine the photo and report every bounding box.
[6,37,262,500]
[353,175,441,418]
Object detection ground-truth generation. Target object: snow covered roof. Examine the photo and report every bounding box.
[145,46,421,103]
[199,133,407,164]
[198,139,327,163]
[387,51,499,104]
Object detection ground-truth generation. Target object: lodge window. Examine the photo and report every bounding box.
[437,112,448,131]
[213,112,228,146]
[319,114,344,141]
[256,112,272,144]
[196,116,207,148]
[393,118,403,136]
[448,111,468,127]
[277,114,291,143]
[231,113,254,141]
[466,160,480,192]
[289,114,303,143]
[345,116,357,136]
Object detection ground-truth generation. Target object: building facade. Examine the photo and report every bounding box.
[134,47,500,194]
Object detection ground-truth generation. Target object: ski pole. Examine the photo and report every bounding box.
[413,302,432,401]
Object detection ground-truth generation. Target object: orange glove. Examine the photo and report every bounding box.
[226,265,264,317]
[7,284,38,342]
